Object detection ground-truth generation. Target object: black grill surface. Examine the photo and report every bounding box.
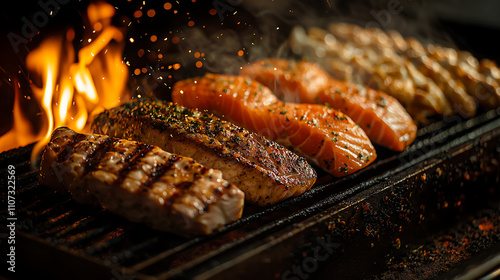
[1,108,500,280]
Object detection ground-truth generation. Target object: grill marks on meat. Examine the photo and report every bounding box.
[403,38,500,112]
[39,127,244,237]
[240,59,417,151]
[92,100,316,206]
[288,23,500,123]
[171,73,376,177]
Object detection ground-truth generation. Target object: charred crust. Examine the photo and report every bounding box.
[74,133,88,142]
[202,204,210,213]
[223,182,232,189]
[57,140,79,163]
[143,154,183,188]
[114,143,153,185]
[200,166,211,175]
[213,187,222,196]
[81,137,117,175]
[176,181,195,191]
[164,191,179,207]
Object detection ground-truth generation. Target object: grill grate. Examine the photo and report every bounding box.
[1,108,500,279]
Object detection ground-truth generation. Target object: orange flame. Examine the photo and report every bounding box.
[0,78,40,151]
[0,2,128,163]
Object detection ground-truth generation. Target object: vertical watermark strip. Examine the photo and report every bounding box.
[6,165,16,273]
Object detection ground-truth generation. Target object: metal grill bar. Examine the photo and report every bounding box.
[1,108,500,279]
[45,209,107,241]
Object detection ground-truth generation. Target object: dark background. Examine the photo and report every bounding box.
[1,0,499,139]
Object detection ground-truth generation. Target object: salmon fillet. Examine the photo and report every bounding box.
[39,127,244,237]
[92,100,316,206]
[172,73,377,177]
[240,59,417,151]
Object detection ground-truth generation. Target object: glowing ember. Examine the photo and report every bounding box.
[138,49,145,57]
[134,10,143,18]
[0,1,128,163]
[479,222,494,231]
[147,9,156,18]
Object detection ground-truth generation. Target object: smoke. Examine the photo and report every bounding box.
[165,0,336,76]
[333,0,458,47]
[125,0,464,98]
[173,0,457,73]
[176,28,246,75]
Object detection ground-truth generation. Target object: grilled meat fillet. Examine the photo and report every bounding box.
[294,22,500,122]
[92,100,317,206]
[171,74,376,177]
[288,24,500,123]
[39,127,244,237]
[288,25,452,122]
[240,58,417,151]
[325,23,479,117]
